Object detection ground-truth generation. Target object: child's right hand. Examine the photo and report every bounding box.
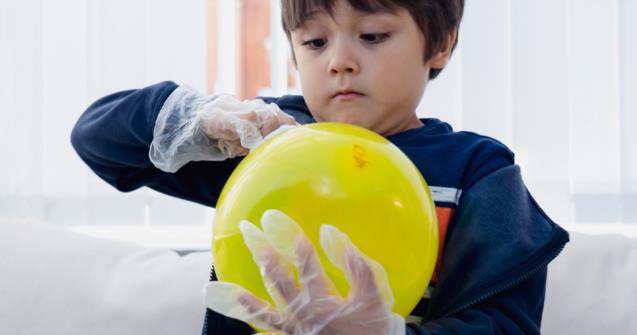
[149,86,298,173]
[198,95,298,158]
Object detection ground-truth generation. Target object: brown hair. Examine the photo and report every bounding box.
[281,0,464,79]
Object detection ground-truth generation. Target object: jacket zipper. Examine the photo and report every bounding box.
[443,233,568,318]
[201,266,216,335]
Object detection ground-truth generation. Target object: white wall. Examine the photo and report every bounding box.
[1,0,635,231]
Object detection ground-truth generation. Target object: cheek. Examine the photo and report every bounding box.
[297,58,314,87]
[299,72,319,101]
[297,66,325,117]
[381,50,427,91]
[298,64,325,97]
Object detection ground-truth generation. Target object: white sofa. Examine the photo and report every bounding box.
[1,221,635,334]
[543,230,637,334]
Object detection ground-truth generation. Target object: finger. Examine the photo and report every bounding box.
[257,109,298,137]
[344,250,384,306]
[218,139,249,158]
[261,210,337,298]
[202,97,255,141]
[261,248,302,306]
[203,282,281,332]
[281,112,299,126]
[237,291,284,329]
[233,115,264,150]
[198,95,241,140]
[240,220,300,308]
[264,102,299,127]
[258,111,285,137]
[295,235,336,298]
[319,224,395,308]
[201,114,240,141]
[260,210,304,262]
[204,111,261,153]
[245,99,296,127]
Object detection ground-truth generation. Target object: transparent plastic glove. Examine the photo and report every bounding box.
[149,86,298,172]
[204,210,406,335]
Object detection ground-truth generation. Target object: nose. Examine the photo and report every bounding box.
[327,37,360,76]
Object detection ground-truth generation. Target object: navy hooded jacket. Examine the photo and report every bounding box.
[71,81,569,334]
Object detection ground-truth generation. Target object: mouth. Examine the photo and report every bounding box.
[332,90,365,101]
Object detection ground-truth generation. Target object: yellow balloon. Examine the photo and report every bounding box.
[213,123,438,316]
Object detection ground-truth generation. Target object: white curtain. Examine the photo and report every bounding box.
[0,0,209,226]
[1,0,635,229]
[419,0,636,225]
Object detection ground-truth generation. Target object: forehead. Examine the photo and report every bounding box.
[287,0,400,29]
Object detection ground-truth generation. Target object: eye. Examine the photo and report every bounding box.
[360,33,389,44]
[302,38,327,50]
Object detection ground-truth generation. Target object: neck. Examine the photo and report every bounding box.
[382,115,424,137]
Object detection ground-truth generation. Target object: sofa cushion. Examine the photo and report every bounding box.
[543,231,637,334]
[0,220,211,335]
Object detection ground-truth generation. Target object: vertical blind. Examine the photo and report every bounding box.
[0,0,210,227]
[0,0,635,230]
[423,0,636,224]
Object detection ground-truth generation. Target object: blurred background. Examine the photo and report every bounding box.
[0,0,635,249]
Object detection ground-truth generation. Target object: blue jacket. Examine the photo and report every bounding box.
[71,81,569,334]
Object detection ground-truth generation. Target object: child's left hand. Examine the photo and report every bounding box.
[204,209,406,335]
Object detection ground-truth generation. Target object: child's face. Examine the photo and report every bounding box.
[290,0,451,136]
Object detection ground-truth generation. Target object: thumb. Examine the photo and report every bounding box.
[204,282,280,332]
[319,224,395,309]
[234,117,264,150]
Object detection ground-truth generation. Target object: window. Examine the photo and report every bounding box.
[208,0,299,99]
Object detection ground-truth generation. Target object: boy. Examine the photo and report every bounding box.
[71,0,569,334]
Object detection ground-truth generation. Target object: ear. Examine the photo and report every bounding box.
[429,28,458,69]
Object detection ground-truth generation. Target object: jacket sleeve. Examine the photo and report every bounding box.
[406,165,569,334]
[70,81,240,207]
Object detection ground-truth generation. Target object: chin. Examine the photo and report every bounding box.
[314,104,372,127]
[333,114,363,126]
[338,109,367,124]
